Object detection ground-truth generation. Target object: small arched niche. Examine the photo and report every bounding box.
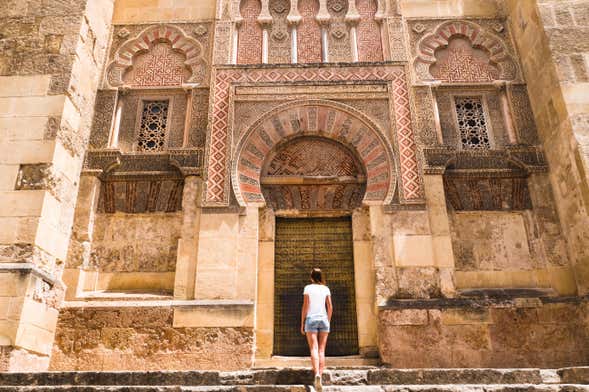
[430,36,500,83]
[261,136,367,211]
[123,41,191,87]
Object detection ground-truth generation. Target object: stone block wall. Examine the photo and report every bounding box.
[84,212,182,293]
[49,305,254,371]
[379,298,589,368]
[0,0,115,371]
[505,0,589,295]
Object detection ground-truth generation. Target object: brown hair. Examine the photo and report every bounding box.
[310,268,324,284]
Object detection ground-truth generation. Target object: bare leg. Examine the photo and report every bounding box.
[306,332,319,375]
[318,332,329,375]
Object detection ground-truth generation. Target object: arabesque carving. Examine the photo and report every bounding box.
[414,20,517,82]
[106,25,206,88]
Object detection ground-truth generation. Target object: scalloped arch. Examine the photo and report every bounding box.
[232,100,396,207]
[414,20,518,82]
[106,25,206,87]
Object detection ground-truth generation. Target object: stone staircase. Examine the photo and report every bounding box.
[0,367,588,391]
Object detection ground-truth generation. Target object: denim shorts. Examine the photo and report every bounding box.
[304,315,330,333]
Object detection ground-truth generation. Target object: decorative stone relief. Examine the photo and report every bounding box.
[106,25,208,88]
[237,0,263,64]
[327,0,352,62]
[510,85,540,145]
[188,89,210,148]
[204,65,422,206]
[261,137,366,210]
[99,178,184,214]
[213,21,233,64]
[268,0,292,64]
[386,17,406,61]
[297,0,322,63]
[124,43,191,87]
[356,0,383,62]
[444,176,532,211]
[430,37,499,83]
[412,86,438,145]
[89,90,117,149]
[233,100,396,206]
[412,20,518,82]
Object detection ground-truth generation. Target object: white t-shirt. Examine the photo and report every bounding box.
[303,284,331,318]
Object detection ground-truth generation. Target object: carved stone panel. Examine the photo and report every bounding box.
[269,0,292,64]
[106,24,210,87]
[327,0,352,62]
[123,42,191,87]
[510,85,540,145]
[444,176,532,211]
[98,178,184,214]
[357,0,383,62]
[238,0,263,64]
[117,90,187,153]
[297,0,322,63]
[89,90,117,149]
[262,137,366,211]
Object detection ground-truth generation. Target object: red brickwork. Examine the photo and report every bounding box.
[238,0,263,64]
[297,0,322,63]
[356,0,383,62]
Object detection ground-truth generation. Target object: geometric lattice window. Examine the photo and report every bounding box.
[454,96,491,150]
[138,100,169,152]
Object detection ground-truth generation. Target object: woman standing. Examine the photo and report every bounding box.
[300,268,333,391]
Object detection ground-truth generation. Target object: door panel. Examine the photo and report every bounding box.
[274,217,359,356]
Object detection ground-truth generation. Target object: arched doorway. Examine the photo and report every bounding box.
[263,136,365,356]
[234,101,395,359]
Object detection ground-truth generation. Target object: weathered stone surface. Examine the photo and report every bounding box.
[49,306,254,371]
[378,299,589,368]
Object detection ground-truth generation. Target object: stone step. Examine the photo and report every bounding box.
[254,356,379,369]
[0,385,589,392]
[2,368,588,387]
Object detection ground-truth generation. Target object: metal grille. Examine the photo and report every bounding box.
[274,217,359,356]
[138,100,169,152]
[455,96,491,150]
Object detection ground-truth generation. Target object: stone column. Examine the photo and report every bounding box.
[369,205,398,304]
[61,176,101,301]
[494,81,518,145]
[423,175,456,298]
[173,176,202,300]
[0,0,115,371]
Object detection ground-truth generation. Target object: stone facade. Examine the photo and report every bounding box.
[0,0,588,372]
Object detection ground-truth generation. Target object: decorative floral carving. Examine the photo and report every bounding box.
[193,25,208,36]
[412,23,426,34]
